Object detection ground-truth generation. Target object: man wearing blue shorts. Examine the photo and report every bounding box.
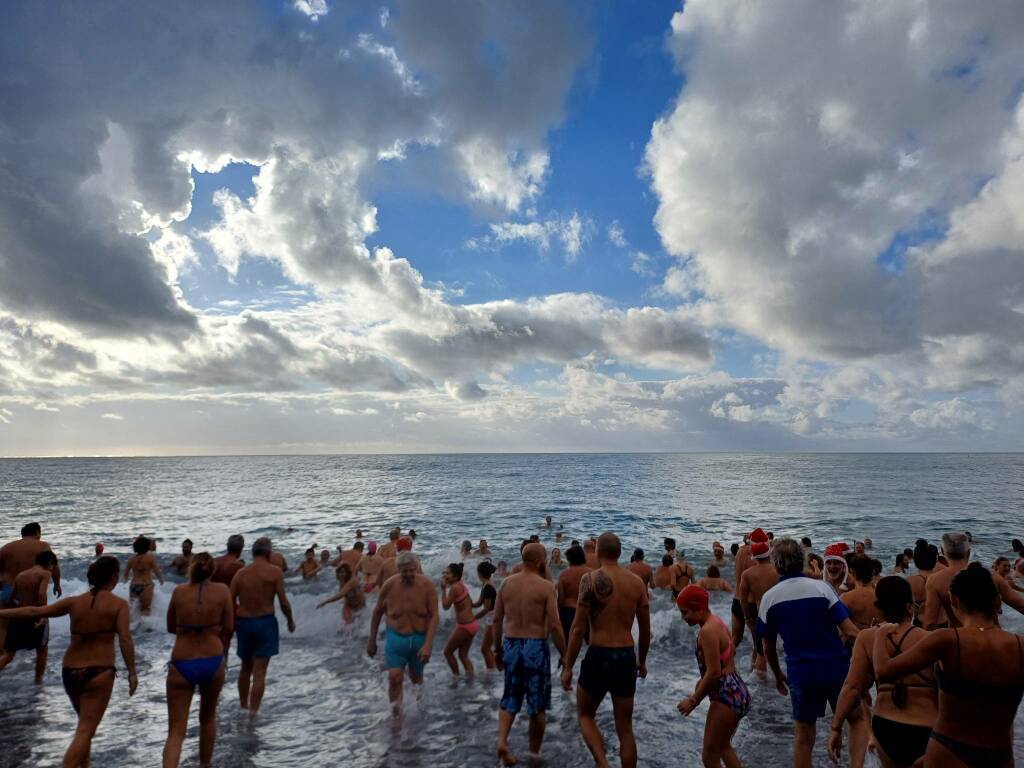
[367,552,439,715]
[230,536,296,715]
[758,538,862,768]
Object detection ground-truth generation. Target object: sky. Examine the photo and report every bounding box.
[2,0,1024,455]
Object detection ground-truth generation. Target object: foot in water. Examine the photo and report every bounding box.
[497,744,518,766]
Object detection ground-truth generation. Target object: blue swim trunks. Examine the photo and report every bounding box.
[235,614,279,660]
[501,637,551,716]
[788,660,848,724]
[385,627,427,676]
[0,584,13,607]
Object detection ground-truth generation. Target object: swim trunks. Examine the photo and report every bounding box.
[500,637,551,716]
[788,663,847,723]
[559,606,576,640]
[363,582,376,594]
[130,583,147,598]
[4,617,48,652]
[235,614,279,660]
[731,597,743,619]
[170,655,225,687]
[385,627,427,676]
[458,620,480,637]
[0,584,13,606]
[579,645,637,700]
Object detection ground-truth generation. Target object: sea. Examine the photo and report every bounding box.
[0,453,1021,767]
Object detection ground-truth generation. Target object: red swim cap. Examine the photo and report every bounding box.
[396,537,413,552]
[677,584,709,612]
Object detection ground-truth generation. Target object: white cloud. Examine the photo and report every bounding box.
[607,221,628,248]
[101,413,124,421]
[481,212,593,262]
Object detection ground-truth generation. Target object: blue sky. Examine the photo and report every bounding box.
[1,0,1023,455]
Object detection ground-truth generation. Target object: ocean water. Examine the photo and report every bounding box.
[0,453,1021,767]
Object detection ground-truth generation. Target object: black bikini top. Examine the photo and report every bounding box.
[935,629,1024,707]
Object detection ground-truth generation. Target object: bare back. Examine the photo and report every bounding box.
[65,590,131,667]
[231,559,284,618]
[168,581,232,659]
[557,564,589,609]
[211,554,244,586]
[13,566,50,607]
[581,565,648,647]
[1,538,53,584]
[740,561,778,607]
[500,571,557,639]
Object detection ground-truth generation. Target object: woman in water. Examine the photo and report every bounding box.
[473,561,498,669]
[699,565,733,593]
[440,562,476,675]
[317,562,365,624]
[828,576,937,768]
[873,563,1024,767]
[676,585,750,768]
[0,555,137,767]
[124,535,164,616]
[163,552,233,768]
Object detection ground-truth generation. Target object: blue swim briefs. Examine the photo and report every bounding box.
[385,627,427,676]
[235,614,279,660]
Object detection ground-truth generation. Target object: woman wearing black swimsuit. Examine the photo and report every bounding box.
[829,576,937,767]
[163,552,233,768]
[873,563,1024,767]
[0,555,137,767]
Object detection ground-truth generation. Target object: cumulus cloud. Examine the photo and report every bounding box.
[480,212,594,261]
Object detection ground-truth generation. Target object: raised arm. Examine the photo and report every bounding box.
[275,571,296,633]
[117,600,138,695]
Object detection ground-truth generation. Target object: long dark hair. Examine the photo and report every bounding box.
[88,556,120,594]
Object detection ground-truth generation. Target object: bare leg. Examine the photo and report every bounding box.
[611,695,637,768]
[387,668,404,714]
[198,664,225,766]
[0,650,15,674]
[497,708,518,766]
[457,631,475,675]
[34,645,48,684]
[847,702,868,768]
[793,722,815,768]
[162,667,195,768]
[702,701,742,768]
[238,658,253,709]
[141,584,154,616]
[527,712,546,756]
[63,669,115,768]
[481,626,496,670]
[443,631,461,675]
[576,686,610,768]
[247,658,270,715]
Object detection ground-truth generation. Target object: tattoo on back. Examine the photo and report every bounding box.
[580,571,614,622]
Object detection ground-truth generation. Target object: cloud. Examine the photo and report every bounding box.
[101,413,124,421]
[607,222,628,248]
[476,212,594,261]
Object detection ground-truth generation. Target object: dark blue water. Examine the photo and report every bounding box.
[0,454,1020,766]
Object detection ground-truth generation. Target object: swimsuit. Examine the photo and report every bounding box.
[730,597,744,620]
[62,667,115,711]
[4,617,49,652]
[235,614,279,660]
[130,583,147,598]
[579,645,637,700]
[500,637,551,715]
[927,629,1024,767]
[170,656,224,686]
[479,583,496,628]
[0,584,13,606]
[695,615,751,718]
[868,625,936,766]
[451,584,478,635]
[384,627,427,676]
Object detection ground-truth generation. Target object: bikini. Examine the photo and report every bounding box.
[63,592,117,709]
[453,584,479,637]
[169,582,225,687]
[929,629,1024,767]
[870,625,936,766]
[694,615,751,718]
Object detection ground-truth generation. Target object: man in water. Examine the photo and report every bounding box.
[493,542,566,766]
[340,540,364,569]
[230,537,296,715]
[376,536,414,587]
[731,528,761,647]
[738,537,777,675]
[544,515,553,529]
[626,548,653,591]
[367,552,438,715]
[0,523,62,620]
[377,528,401,560]
[356,542,382,592]
[171,539,193,576]
[562,532,650,768]
[711,541,728,566]
[212,534,245,586]
[297,548,321,580]
[269,548,288,572]
[0,550,57,683]
[758,538,862,768]
[922,533,970,630]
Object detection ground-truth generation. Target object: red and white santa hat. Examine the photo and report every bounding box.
[823,542,849,561]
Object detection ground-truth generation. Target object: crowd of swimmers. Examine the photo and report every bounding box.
[1,518,1024,767]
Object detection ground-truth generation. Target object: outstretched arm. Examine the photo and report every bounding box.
[0,596,75,620]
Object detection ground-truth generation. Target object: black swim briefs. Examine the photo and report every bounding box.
[731,597,743,619]
[579,645,637,700]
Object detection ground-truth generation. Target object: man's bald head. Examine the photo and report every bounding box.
[522,542,547,569]
[597,532,621,561]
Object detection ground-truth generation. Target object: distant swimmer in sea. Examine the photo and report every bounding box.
[478,539,492,556]
[0,555,137,768]
[125,535,164,616]
[828,576,937,768]
[654,554,681,596]
[493,542,566,766]
[544,515,553,529]
[367,552,439,716]
[230,537,296,715]
[626,549,653,591]
[0,550,58,683]
[317,562,364,624]
[557,545,589,642]
[496,561,509,578]
[699,565,732,593]
[873,563,1023,768]
[357,542,383,592]
[584,539,599,570]
[473,561,498,670]
[0,522,62,647]
[297,548,322,581]
[94,543,105,559]
[163,552,232,768]
[211,535,245,587]
[677,584,751,768]
[562,532,650,768]
[171,539,193,577]
[441,562,476,676]
[711,542,728,567]
[460,540,473,559]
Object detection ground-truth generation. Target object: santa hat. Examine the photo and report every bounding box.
[676,584,710,612]
[752,541,771,559]
[396,537,413,552]
[748,527,769,544]
[823,542,849,561]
